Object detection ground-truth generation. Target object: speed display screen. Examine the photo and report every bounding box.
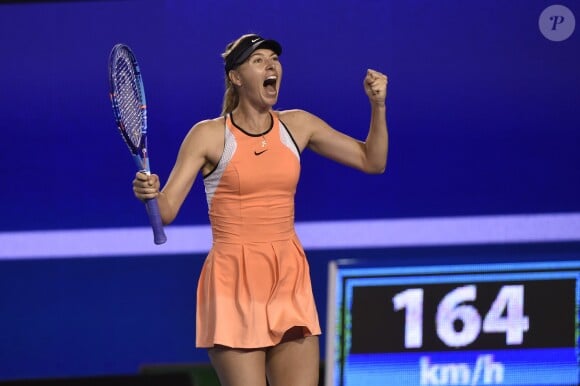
[325,260,580,386]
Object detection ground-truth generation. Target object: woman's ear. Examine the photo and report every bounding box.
[228,70,242,87]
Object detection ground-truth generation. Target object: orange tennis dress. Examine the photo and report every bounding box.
[196,112,321,348]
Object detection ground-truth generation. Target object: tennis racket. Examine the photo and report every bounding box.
[108,43,167,245]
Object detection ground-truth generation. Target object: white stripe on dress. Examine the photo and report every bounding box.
[204,125,237,209]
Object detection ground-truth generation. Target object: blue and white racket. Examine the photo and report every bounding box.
[108,43,167,245]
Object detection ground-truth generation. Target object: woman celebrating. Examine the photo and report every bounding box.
[133,33,388,386]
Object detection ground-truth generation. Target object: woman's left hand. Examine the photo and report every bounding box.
[364,69,388,105]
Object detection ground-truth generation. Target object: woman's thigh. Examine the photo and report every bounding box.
[208,346,268,386]
[266,335,320,386]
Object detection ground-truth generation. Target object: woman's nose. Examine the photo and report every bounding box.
[265,58,277,69]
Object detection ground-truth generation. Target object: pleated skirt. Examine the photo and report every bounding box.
[195,233,321,348]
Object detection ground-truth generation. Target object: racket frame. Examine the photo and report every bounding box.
[108,43,167,245]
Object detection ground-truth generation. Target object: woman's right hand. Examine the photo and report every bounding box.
[132,172,160,202]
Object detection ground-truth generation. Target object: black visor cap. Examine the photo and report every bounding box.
[224,35,282,73]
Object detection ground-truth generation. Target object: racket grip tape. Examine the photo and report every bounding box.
[145,198,167,245]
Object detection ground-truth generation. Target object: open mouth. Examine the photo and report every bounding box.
[263,76,277,94]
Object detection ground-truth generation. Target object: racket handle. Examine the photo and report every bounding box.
[145,198,167,245]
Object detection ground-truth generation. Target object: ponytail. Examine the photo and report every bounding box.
[221,34,255,116]
[221,76,239,116]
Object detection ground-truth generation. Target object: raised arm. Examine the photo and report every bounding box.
[361,69,388,173]
[283,69,388,174]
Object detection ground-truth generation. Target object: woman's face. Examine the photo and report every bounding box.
[235,48,282,107]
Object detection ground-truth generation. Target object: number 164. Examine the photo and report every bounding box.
[393,285,530,348]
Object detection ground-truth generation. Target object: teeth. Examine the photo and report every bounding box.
[264,76,277,88]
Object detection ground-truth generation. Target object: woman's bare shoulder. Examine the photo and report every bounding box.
[278,109,309,120]
[277,109,325,129]
[184,116,225,139]
[191,116,225,132]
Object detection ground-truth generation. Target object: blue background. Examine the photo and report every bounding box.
[0,0,578,381]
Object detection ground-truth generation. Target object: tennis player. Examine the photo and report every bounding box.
[133,33,388,386]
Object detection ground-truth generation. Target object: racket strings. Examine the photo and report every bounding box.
[112,55,146,148]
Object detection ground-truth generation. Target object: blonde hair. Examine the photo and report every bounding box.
[221,34,255,116]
